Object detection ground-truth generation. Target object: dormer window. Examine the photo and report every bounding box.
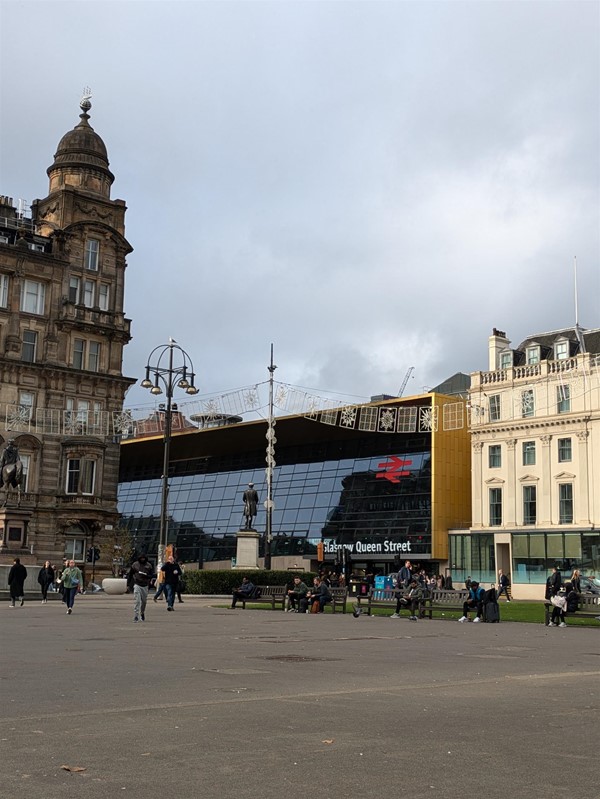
[499,350,512,369]
[554,340,569,360]
[526,346,540,365]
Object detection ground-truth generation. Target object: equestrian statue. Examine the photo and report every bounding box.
[0,439,23,506]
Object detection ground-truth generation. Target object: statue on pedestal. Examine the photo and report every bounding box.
[0,439,23,506]
[242,482,259,530]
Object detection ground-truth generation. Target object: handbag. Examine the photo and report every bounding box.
[311,599,320,614]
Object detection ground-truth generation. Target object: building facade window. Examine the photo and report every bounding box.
[84,238,100,271]
[559,483,573,524]
[526,346,540,365]
[0,273,8,307]
[558,438,572,463]
[554,341,569,360]
[488,445,501,468]
[66,457,96,495]
[22,330,37,362]
[489,394,501,422]
[523,485,536,525]
[499,351,512,369]
[522,441,536,465]
[21,280,46,315]
[521,389,534,418]
[73,339,85,370]
[557,384,570,413]
[88,341,100,372]
[489,487,502,526]
[64,537,85,562]
[83,279,95,308]
[98,283,109,311]
[19,453,30,492]
[68,276,80,304]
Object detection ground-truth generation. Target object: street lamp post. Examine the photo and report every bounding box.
[264,344,276,570]
[140,339,198,567]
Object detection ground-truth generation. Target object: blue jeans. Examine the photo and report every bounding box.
[164,583,175,609]
[63,587,78,609]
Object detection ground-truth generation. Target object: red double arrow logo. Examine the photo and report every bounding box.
[376,456,412,484]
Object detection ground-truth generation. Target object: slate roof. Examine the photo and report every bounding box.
[514,327,600,358]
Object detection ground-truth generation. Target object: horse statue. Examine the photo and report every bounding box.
[0,439,23,507]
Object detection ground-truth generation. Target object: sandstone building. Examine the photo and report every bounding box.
[0,96,134,581]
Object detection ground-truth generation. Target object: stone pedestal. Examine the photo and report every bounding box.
[102,577,128,595]
[233,529,260,570]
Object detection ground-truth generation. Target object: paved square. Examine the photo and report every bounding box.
[1,595,598,799]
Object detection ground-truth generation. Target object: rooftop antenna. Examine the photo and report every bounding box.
[573,256,586,353]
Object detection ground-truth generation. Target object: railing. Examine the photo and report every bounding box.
[58,303,130,334]
[474,354,596,388]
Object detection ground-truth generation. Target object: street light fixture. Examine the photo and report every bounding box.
[140,339,199,567]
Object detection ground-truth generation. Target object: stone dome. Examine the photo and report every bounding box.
[48,107,114,184]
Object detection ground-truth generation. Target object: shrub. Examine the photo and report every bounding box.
[183,569,316,595]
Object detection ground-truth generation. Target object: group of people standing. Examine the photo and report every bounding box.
[6,557,83,614]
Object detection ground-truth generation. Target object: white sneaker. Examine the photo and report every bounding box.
[473,617,481,623]
[458,616,467,623]
[390,613,400,618]
[559,622,567,627]
[547,622,554,626]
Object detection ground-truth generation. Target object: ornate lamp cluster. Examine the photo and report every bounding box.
[140,340,199,566]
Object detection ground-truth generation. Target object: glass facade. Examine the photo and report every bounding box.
[449,531,600,586]
[118,433,433,566]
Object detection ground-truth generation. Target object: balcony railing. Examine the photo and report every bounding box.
[473,353,596,389]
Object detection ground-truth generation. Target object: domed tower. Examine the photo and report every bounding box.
[33,92,128,243]
[0,92,135,575]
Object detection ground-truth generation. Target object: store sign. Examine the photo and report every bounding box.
[324,539,412,555]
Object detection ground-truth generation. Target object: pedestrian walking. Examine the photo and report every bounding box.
[175,560,185,603]
[127,555,154,623]
[160,555,182,612]
[59,559,83,615]
[38,561,55,603]
[8,557,27,607]
[153,567,167,602]
[496,569,511,602]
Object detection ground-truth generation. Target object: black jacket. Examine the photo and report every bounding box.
[38,566,55,586]
[8,563,27,591]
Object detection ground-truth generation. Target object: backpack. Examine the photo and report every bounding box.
[253,587,262,599]
[566,591,579,614]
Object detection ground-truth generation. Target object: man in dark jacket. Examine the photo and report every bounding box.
[128,555,154,622]
[459,581,485,623]
[231,577,256,609]
[308,578,332,613]
[8,557,27,607]
[160,555,182,612]
[287,576,309,612]
[392,578,424,620]
[397,560,412,590]
[545,566,562,600]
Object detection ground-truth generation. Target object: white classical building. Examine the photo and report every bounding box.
[449,326,600,599]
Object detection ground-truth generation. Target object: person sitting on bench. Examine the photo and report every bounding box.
[391,578,424,620]
[459,581,485,623]
[307,577,332,613]
[231,577,256,609]
[287,576,309,612]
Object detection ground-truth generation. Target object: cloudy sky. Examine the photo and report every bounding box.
[1,0,598,411]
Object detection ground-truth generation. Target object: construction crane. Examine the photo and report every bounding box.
[397,367,415,397]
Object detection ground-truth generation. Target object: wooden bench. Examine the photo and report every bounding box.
[329,587,348,613]
[238,585,287,610]
[355,588,470,618]
[544,594,600,625]
[428,589,470,618]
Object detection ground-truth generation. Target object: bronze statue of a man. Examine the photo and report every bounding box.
[242,483,259,530]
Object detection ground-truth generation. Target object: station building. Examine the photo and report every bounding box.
[118,393,471,577]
